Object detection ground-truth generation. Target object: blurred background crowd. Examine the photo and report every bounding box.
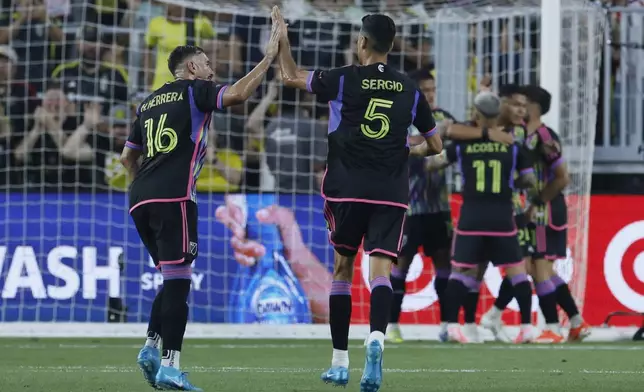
[0,0,640,195]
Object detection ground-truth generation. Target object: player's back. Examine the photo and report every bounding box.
[453,138,524,232]
[128,80,211,208]
[321,63,430,206]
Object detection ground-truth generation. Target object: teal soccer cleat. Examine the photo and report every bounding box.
[360,340,383,392]
[155,366,203,391]
[137,346,161,389]
[321,366,349,387]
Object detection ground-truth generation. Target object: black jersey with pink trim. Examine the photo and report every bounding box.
[307,63,436,207]
[446,139,533,233]
[126,79,228,212]
[524,124,567,229]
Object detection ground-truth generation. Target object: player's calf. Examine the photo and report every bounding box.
[324,251,355,386]
[387,262,408,343]
[444,267,480,343]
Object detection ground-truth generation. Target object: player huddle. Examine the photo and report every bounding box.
[121,6,587,392]
[392,82,590,346]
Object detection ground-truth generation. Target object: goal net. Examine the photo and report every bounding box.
[0,0,604,337]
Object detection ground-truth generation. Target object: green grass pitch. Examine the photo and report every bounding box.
[3,338,644,391]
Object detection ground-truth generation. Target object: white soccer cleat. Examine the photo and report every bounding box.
[513,325,535,344]
[447,325,470,343]
[480,308,511,342]
[462,323,483,343]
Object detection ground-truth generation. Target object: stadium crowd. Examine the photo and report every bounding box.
[0,0,639,194]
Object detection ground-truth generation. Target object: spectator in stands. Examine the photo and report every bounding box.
[60,100,120,190]
[288,0,352,69]
[13,84,76,190]
[0,45,38,139]
[245,78,280,191]
[264,86,327,194]
[230,0,280,76]
[0,0,65,92]
[144,4,215,91]
[51,25,128,114]
[195,122,243,193]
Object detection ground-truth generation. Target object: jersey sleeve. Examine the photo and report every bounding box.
[307,68,344,101]
[537,127,564,168]
[515,143,533,176]
[191,80,229,113]
[125,119,143,150]
[412,91,437,138]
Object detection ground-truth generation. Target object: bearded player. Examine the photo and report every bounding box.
[120,8,282,390]
[480,85,590,343]
[387,69,456,344]
[275,9,442,392]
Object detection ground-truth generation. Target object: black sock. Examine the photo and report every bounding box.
[148,286,164,338]
[445,272,477,323]
[551,276,579,318]
[535,280,559,325]
[510,274,532,324]
[329,281,352,350]
[434,268,450,323]
[494,277,515,311]
[161,271,192,352]
[370,276,393,333]
[389,265,407,324]
[463,290,480,324]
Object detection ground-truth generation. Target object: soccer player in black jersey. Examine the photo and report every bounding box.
[387,69,456,344]
[275,9,442,392]
[423,92,537,344]
[446,85,534,342]
[119,9,283,391]
[521,85,589,342]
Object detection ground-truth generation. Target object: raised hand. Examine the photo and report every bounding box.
[265,6,282,59]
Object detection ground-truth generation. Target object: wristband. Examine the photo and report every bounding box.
[481,127,489,140]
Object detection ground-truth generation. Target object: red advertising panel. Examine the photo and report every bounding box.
[349,195,644,326]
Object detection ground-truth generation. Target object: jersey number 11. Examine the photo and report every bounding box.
[473,159,501,194]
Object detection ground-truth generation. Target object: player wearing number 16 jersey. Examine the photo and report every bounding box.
[119,10,283,390]
[275,9,442,392]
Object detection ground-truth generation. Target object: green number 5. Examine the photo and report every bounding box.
[361,98,393,139]
[144,113,178,157]
[473,159,502,193]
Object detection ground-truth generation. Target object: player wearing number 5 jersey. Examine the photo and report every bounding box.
[119,9,283,390]
[274,9,441,392]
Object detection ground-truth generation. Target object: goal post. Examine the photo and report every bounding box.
[0,0,610,339]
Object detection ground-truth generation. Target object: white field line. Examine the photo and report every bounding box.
[1,343,643,351]
[7,366,644,375]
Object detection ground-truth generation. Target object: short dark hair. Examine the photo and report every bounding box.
[521,85,551,115]
[498,84,523,98]
[360,14,396,54]
[408,68,434,83]
[167,45,205,75]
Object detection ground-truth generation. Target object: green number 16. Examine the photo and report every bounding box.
[473,159,502,193]
[144,113,178,158]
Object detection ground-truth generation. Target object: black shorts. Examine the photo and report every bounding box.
[530,223,567,260]
[324,201,406,260]
[451,233,523,268]
[400,212,452,260]
[130,201,198,267]
[514,214,532,257]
